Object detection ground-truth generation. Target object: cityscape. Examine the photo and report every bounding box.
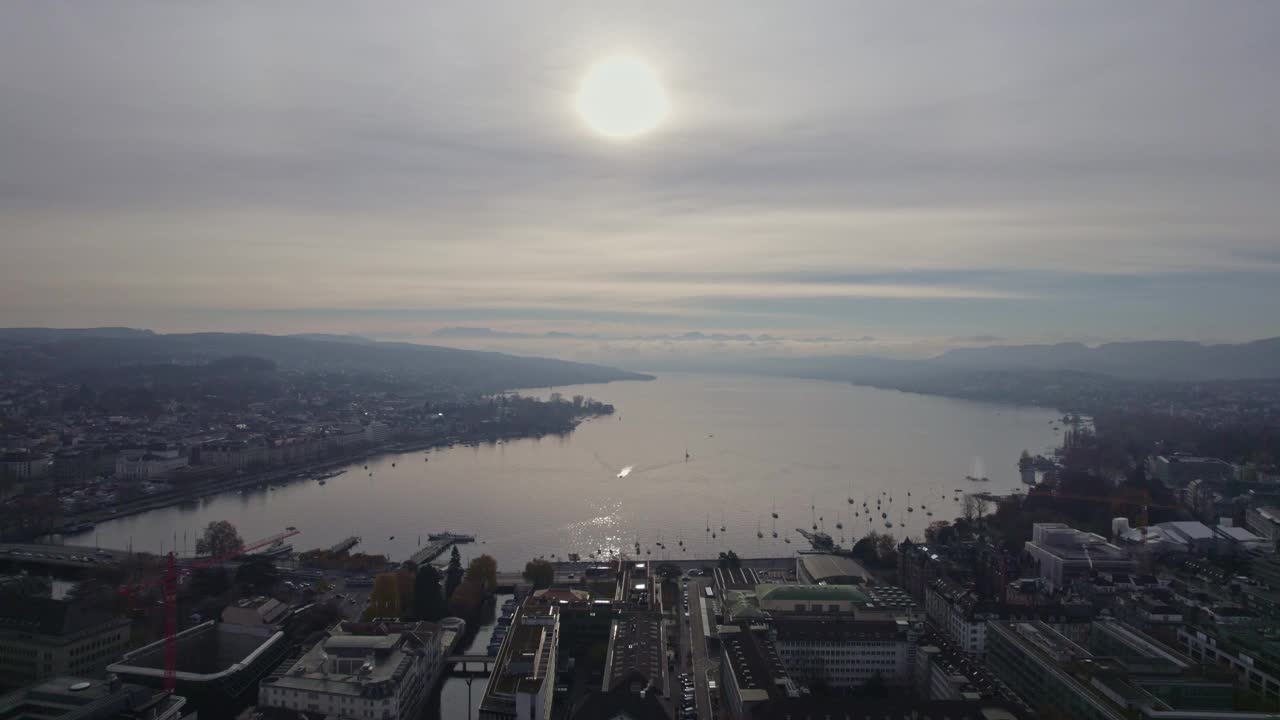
[4,3,1280,720]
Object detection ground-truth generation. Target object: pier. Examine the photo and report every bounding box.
[409,537,460,565]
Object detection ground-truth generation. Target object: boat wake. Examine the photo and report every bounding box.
[617,466,634,478]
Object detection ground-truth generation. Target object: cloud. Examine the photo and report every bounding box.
[1,1,1278,347]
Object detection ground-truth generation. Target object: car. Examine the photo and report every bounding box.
[335,593,345,599]
[349,598,356,604]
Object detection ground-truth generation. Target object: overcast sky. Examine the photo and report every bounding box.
[2,1,1278,362]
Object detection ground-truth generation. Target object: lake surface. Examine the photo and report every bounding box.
[81,373,1062,567]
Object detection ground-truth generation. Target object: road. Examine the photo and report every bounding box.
[0,542,129,569]
[685,577,715,720]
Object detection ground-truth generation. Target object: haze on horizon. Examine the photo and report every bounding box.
[2,1,1278,366]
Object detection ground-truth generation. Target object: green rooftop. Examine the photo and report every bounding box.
[756,583,868,603]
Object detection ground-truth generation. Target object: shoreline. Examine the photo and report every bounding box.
[41,421,604,542]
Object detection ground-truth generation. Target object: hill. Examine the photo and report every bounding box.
[0,328,652,393]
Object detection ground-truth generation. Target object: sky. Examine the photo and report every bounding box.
[2,1,1278,365]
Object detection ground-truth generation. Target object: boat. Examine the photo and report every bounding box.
[966,475,990,482]
[428,531,476,543]
[318,479,326,486]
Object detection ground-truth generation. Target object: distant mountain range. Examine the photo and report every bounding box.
[929,337,1280,381]
[0,328,652,392]
[738,337,1280,384]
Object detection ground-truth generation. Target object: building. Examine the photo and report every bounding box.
[1151,455,1235,489]
[719,624,795,719]
[0,594,130,690]
[0,451,51,482]
[480,605,559,720]
[925,580,1001,656]
[602,615,665,694]
[747,698,1028,720]
[771,616,919,689]
[0,675,187,720]
[1024,523,1137,592]
[108,610,291,718]
[258,620,441,720]
[114,449,187,482]
[754,583,918,621]
[914,646,983,701]
[1178,624,1280,708]
[1244,507,1280,547]
[989,619,1273,720]
[796,554,872,586]
[219,597,290,638]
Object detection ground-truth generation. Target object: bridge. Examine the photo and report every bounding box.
[445,654,496,675]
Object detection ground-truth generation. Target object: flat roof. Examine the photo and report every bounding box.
[798,554,871,582]
[757,583,868,603]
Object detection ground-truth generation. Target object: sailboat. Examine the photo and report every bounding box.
[771,516,778,539]
[705,514,711,533]
[771,498,779,520]
[835,512,843,530]
[757,519,764,539]
[720,511,726,533]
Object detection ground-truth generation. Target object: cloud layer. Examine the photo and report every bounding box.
[2,1,1278,355]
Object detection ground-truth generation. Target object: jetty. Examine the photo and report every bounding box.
[409,533,470,565]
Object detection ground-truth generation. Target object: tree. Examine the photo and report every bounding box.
[413,565,448,621]
[234,557,279,593]
[717,550,741,570]
[364,573,402,620]
[195,520,244,557]
[445,547,464,600]
[466,555,498,592]
[523,559,554,589]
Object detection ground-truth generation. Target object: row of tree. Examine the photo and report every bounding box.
[366,546,500,622]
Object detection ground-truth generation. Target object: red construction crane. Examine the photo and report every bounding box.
[118,526,301,692]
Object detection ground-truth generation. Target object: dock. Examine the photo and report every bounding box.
[328,536,361,554]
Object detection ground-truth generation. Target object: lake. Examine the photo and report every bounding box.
[80,373,1062,567]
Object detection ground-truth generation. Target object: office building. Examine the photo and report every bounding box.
[0,675,187,720]
[1150,455,1235,488]
[602,615,665,694]
[1178,624,1280,708]
[989,619,1272,720]
[1245,507,1280,547]
[480,605,559,720]
[258,620,441,720]
[108,603,292,717]
[1024,524,1137,592]
[771,616,918,689]
[0,595,130,689]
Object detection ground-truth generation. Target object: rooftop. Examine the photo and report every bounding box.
[263,621,435,699]
[797,554,871,583]
[756,583,868,604]
[0,677,186,720]
[603,615,664,692]
[482,604,559,710]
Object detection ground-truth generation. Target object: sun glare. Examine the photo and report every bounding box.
[575,54,669,140]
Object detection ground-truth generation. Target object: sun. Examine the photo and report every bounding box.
[575,54,669,140]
